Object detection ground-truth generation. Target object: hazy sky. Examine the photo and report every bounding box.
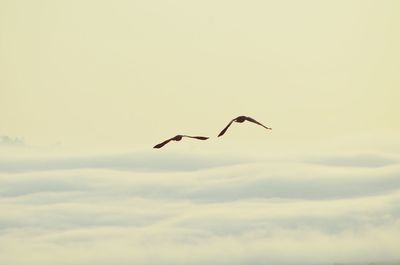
[1,0,399,150]
[1,1,400,265]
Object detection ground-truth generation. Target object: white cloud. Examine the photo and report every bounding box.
[306,153,399,168]
[0,135,25,147]
[0,151,245,173]
[0,147,400,265]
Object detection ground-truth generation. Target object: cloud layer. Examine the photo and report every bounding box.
[0,135,25,147]
[1,148,400,265]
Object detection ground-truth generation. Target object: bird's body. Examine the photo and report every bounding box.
[234,116,247,123]
[218,115,271,137]
[153,135,209,149]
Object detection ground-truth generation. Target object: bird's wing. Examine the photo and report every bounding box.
[245,116,272,130]
[183,135,209,140]
[218,119,235,137]
[153,137,174,149]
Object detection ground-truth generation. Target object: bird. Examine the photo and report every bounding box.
[218,115,272,137]
[153,135,209,149]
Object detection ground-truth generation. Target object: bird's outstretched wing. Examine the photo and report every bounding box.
[245,116,272,130]
[154,135,208,149]
[153,137,174,149]
[183,136,209,140]
[218,119,235,137]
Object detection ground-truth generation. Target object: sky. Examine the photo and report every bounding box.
[1,0,400,264]
[1,0,399,150]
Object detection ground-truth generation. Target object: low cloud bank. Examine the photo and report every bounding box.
[0,147,399,265]
[0,151,245,173]
[0,135,25,147]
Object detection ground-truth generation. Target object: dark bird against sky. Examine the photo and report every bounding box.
[218,116,272,137]
[153,135,209,149]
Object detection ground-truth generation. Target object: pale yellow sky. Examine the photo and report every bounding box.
[1,0,399,150]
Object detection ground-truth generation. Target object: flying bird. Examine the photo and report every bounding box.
[218,116,272,137]
[153,135,209,149]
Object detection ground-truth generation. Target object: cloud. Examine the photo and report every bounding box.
[1,192,400,265]
[0,151,245,173]
[307,154,399,168]
[0,135,25,147]
[0,148,400,265]
[3,160,400,202]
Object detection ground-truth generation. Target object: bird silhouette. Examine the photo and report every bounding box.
[153,135,209,149]
[218,116,272,137]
